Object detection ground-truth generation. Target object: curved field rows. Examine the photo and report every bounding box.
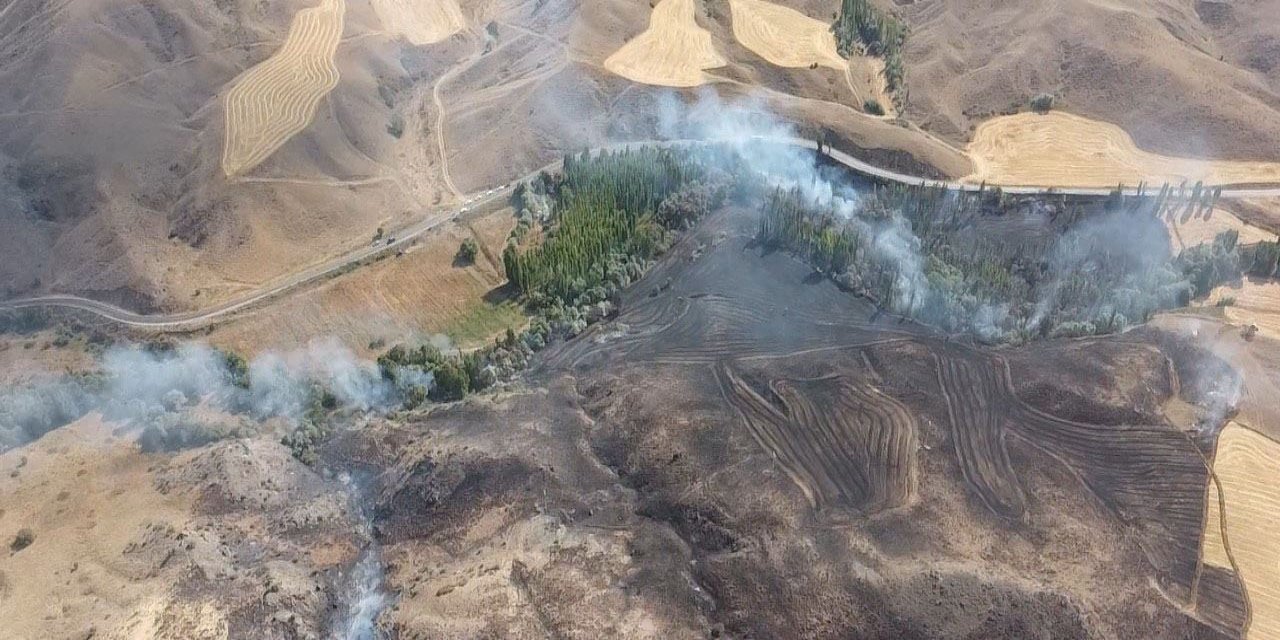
[718,365,917,512]
[966,111,1280,188]
[371,0,464,46]
[222,0,346,177]
[932,354,1026,518]
[603,0,726,88]
[728,0,844,70]
[1205,422,1280,639]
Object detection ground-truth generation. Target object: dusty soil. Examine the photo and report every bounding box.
[0,416,365,640]
[897,0,1280,163]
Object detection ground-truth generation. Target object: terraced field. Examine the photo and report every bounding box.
[371,0,465,46]
[603,0,726,88]
[1202,422,1280,639]
[718,366,918,512]
[221,0,346,177]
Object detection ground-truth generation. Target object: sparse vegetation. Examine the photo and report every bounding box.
[1030,93,1055,113]
[863,98,885,116]
[457,237,479,264]
[387,113,405,138]
[10,528,34,552]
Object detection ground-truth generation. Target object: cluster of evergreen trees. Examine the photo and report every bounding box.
[502,147,719,308]
[757,181,1252,342]
[832,0,907,96]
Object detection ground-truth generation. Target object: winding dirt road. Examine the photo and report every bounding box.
[7,136,1280,331]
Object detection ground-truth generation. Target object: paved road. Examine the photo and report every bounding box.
[6,136,1280,330]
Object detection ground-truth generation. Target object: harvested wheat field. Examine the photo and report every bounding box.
[728,0,844,70]
[966,112,1280,188]
[222,0,347,177]
[1208,280,1280,341]
[1166,208,1277,251]
[603,0,726,88]
[371,0,465,45]
[1202,422,1280,640]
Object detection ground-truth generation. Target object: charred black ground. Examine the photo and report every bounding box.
[330,204,1245,639]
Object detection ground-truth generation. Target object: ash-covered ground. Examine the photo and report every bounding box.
[326,206,1246,639]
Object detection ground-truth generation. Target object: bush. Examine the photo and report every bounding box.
[1030,93,1055,113]
[387,114,405,138]
[430,359,470,402]
[863,99,885,116]
[10,528,34,552]
[457,238,479,264]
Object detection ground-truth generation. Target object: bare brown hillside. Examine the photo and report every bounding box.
[897,0,1280,161]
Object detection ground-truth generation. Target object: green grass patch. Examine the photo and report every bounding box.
[443,299,527,347]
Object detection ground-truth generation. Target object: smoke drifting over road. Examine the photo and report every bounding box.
[0,338,424,451]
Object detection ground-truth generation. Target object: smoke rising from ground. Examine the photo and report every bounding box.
[0,338,427,451]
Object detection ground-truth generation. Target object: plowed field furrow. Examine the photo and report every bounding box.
[1195,565,1250,638]
[222,0,346,177]
[933,354,1027,518]
[719,365,916,512]
[1003,375,1210,594]
[718,365,830,509]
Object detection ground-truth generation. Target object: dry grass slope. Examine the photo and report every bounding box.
[966,112,1280,188]
[603,0,726,88]
[371,0,465,46]
[1202,422,1280,640]
[222,0,347,177]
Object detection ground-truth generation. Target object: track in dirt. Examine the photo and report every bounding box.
[222,0,346,177]
[603,0,726,88]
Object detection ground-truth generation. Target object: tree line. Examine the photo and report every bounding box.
[832,0,907,101]
[758,180,1254,342]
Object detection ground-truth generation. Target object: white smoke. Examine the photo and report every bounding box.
[0,338,425,450]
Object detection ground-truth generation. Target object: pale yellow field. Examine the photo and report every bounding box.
[371,0,465,45]
[1167,208,1277,251]
[1208,280,1280,341]
[1201,422,1280,639]
[728,0,844,70]
[222,0,346,177]
[966,112,1280,188]
[603,0,727,88]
